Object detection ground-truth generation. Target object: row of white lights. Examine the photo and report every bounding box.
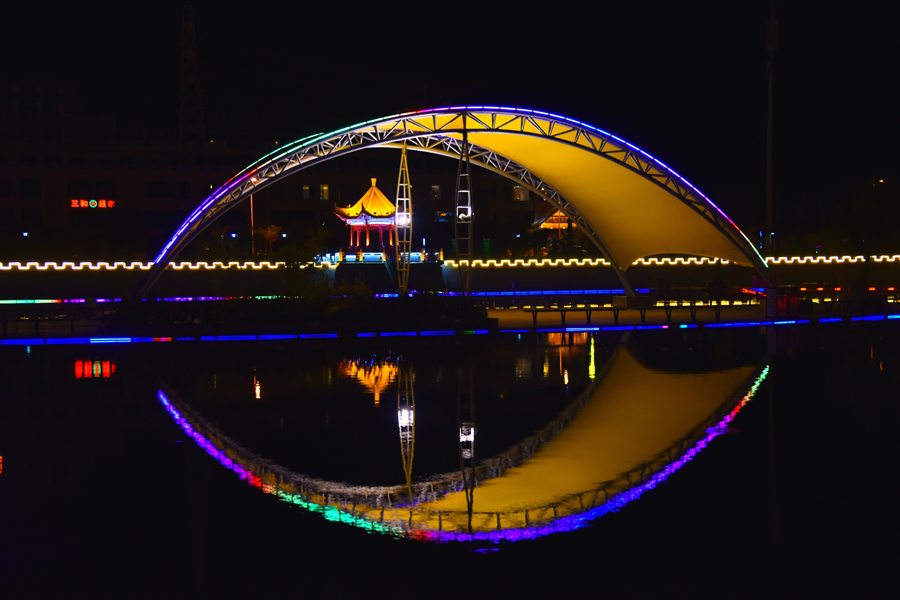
[1,255,899,271]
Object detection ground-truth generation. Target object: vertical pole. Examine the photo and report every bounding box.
[454,115,474,294]
[250,194,255,256]
[765,8,778,255]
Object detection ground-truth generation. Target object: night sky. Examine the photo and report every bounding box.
[5,2,898,239]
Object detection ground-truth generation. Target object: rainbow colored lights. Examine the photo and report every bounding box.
[156,389,405,538]
[150,106,771,267]
[1,313,898,347]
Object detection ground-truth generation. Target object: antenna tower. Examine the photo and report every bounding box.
[395,143,413,295]
[179,0,206,153]
[454,116,474,294]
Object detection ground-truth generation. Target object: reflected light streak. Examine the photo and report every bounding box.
[413,364,771,543]
[158,363,769,544]
[589,337,596,380]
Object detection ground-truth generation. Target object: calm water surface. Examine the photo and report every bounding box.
[1,326,895,597]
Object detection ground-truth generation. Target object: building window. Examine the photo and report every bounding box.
[319,184,329,201]
[512,185,529,201]
[431,185,441,202]
[21,179,40,198]
[143,181,190,201]
[302,185,310,200]
[69,181,118,199]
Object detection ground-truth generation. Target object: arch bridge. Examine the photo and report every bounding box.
[139,107,769,297]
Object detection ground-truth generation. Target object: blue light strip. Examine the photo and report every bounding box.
[45,338,89,345]
[3,314,898,347]
[439,288,653,297]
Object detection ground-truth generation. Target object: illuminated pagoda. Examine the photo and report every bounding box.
[536,209,575,232]
[334,178,397,249]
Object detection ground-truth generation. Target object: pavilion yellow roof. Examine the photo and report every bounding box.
[334,178,396,220]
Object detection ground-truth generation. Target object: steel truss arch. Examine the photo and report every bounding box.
[141,107,770,297]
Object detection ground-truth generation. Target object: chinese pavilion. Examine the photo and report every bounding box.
[334,178,397,249]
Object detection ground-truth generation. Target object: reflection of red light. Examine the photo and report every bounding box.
[75,359,116,378]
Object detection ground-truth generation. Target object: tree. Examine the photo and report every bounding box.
[254,224,282,255]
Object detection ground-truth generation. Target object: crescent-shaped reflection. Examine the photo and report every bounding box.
[158,345,768,542]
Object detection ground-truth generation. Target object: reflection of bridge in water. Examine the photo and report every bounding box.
[157,345,769,542]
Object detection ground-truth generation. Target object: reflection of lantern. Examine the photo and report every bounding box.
[459,423,476,459]
[398,407,414,439]
[74,360,116,378]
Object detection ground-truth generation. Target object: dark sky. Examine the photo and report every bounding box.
[5,1,898,235]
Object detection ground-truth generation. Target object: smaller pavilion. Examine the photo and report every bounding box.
[334,178,397,249]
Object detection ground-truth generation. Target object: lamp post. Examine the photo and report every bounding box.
[250,194,255,256]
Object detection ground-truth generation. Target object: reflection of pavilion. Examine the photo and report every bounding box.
[159,343,769,542]
[334,178,396,250]
[338,358,398,406]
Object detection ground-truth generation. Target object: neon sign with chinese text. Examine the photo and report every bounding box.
[70,199,115,208]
